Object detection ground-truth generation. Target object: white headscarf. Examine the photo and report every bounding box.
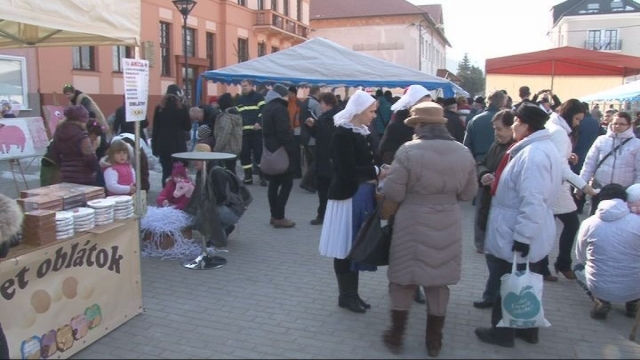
[333,90,376,126]
[390,85,431,111]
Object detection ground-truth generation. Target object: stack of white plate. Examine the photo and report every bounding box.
[56,211,75,240]
[71,207,95,232]
[108,195,134,220]
[87,199,115,226]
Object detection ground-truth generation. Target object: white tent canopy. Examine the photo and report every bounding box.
[198,37,468,98]
[581,80,640,102]
[0,0,140,47]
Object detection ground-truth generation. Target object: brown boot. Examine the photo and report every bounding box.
[382,310,408,353]
[426,315,445,357]
[272,218,296,228]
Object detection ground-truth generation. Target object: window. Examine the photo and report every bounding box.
[237,38,249,62]
[587,29,620,50]
[283,0,289,16]
[258,42,266,57]
[0,55,28,108]
[297,0,302,21]
[603,29,618,48]
[257,0,264,10]
[271,0,277,11]
[183,27,196,57]
[271,46,280,53]
[237,0,246,5]
[112,46,132,72]
[160,22,171,76]
[206,32,216,69]
[72,46,95,70]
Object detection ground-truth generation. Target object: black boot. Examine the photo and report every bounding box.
[515,328,539,344]
[382,310,408,353]
[336,273,366,313]
[257,168,267,187]
[243,168,253,185]
[353,272,371,309]
[414,287,426,304]
[426,315,445,357]
[474,327,515,348]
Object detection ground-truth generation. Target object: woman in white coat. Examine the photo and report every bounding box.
[539,99,597,281]
[580,111,640,214]
[475,103,563,348]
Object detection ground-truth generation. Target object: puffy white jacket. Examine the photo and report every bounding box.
[546,114,587,214]
[579,126,640,188]
[485,129,563,263]
[575,199,640,303]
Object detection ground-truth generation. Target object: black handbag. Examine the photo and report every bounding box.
[348,207,392,266]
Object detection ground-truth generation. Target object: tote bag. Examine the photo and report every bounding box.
[260,146,289,175]
[347,207,392,266]
[497,253,551,328]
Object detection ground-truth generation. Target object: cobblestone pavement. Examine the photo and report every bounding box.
[2,159,640,359]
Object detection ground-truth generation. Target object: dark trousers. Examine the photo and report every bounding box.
[224,159,237,174]
[573,192,587,214]
[240,130,263,173]
[160,155,173,188]
[481,254,504,303]
[0,324,8,360]
[268,172,294,220]
[316,175,332,219]
[536,211,580,275]
[300,145,316,190]
[292,135,302,178]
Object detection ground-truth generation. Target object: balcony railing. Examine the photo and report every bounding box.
[255,10,310,40]
[584,39,623,51]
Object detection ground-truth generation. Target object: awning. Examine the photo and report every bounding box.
[580,80,640,102]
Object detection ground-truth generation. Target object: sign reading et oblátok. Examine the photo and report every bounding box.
[122,58,150,122]
[0,219,143,359]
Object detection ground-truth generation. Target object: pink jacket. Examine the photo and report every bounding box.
[156,179,193,210]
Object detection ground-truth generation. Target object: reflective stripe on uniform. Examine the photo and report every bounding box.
[242,125,256,130]
[242,164,253,169]
[238,105,261,111]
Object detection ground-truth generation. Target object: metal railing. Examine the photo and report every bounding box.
[584,39,623,51]
[255,10,309,38]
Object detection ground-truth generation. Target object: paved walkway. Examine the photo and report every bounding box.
[2,160,640,359]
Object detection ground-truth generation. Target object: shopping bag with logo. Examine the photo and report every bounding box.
[497,253,551,329]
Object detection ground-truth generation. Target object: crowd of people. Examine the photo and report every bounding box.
[29,80,640,357]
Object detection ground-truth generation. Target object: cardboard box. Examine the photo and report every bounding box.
[142,228,193,250]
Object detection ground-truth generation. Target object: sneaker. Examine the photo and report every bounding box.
[590,300,611,319]
[272,218,296,228]
[310,217,323,225]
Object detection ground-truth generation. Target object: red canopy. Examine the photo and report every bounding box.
[486,47,640,77]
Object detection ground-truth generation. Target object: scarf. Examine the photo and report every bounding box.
[490,143,517,196]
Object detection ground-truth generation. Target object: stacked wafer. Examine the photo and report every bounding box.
[108,195,134,220]
[70,207,96,232]
[22,210,57,246]
[87,199,115,226]
[55,211,75,240]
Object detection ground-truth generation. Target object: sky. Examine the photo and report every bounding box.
[409,0,563,69]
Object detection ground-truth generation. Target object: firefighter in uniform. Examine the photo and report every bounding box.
[237,79,267,186]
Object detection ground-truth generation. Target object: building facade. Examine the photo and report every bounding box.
[0,0,311,119]
[309,0,450,78]
[549,0,640,55]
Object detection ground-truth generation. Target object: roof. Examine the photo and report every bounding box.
[552,0,640,25]
[485,46,640,77]
[310,0,450,46]
[198,38,468,98]
[436,69,462,83]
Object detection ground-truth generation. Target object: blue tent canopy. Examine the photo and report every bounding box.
[580,80,640,102]
[196,37,468,101]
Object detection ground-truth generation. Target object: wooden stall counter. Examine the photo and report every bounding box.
[0,218,143,360]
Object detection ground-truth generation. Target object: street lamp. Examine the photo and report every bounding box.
[173,0,197,106]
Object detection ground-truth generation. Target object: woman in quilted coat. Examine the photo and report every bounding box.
[381,102,477,357]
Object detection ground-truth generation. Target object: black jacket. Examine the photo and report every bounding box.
[114,104,149,140]
[237,90,265,130]
[262,98,295,172]
[309,106,340,178]
[476,140,513,231]
[444,109,465,143]
[378,109,414,165]
[151,104,191,158]
[328,126,378,200]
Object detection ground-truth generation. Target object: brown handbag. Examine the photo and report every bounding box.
[375,190,399,220]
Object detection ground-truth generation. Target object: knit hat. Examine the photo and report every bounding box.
[404,102,448,127]
[166,84,183,97]
[265,83,289,104]
[272,84,289,98]
[64,105,90,122]
[626,183,640,203]
[474,96,485,105]
[391,85,431,111]
[197,125,212,140]
[0,193,23,244]
[514,103,549,130]
[194,143,211,152]
[171,162,188,179]
[209,96,218,104]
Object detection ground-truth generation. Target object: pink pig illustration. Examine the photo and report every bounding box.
[0,124,26,154]
[42,105,66,134]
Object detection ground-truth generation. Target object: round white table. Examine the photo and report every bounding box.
[172,151,237,270]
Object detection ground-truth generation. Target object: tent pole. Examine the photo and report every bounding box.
[133,46,142,218]
[550,60,555,92]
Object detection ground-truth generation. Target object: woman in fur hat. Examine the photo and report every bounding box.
[0,193,25,359]
[381,102,477,357]
[318,90,387,314]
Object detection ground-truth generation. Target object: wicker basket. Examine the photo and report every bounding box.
[375,191,399,220]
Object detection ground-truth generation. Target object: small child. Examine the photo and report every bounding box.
[157,162,194,210]
[101,140,136,196]
[626,183,640,215]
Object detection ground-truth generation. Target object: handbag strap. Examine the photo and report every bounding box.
[594,138,632,175]
[511,252,530,274]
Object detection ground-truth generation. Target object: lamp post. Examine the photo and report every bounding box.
[173,0,197,106]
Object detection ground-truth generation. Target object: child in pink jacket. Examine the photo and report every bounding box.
[156,162,194,210]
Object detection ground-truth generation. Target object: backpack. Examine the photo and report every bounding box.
[220,167,253,217]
